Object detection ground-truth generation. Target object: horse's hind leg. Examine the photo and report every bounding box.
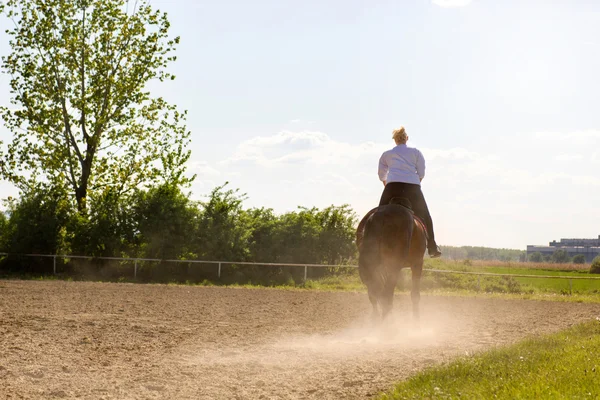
[381,269,399,320]
[411,261,423,323]
[367,285,380,321]
[360,264,380,322]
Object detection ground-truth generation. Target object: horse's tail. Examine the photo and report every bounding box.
[380,210,414,275]
[397,212,414,266]
[358,211,385,290]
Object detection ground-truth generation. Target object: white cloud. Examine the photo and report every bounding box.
[432,0,473,8]
[223,131,492,169]
[421,147,482,161]
[533,130,600,143]
[188,161,221,177]
[289,119,315,125]
[555,154,583,161]
[570,174,600,186]
[223,130,600,202]
[223,130,387,167]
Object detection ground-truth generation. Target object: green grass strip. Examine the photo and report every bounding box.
[380,319,600,400]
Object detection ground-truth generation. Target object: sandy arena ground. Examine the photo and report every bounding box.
[0,280,598,399]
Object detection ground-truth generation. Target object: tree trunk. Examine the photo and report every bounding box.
[75,151,94,213]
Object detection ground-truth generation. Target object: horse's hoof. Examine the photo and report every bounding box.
[370,314,381,325]
[412,317,421,330]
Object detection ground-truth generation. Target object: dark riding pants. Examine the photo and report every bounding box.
[378,182,437,248]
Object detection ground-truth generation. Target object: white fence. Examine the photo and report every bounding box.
[1,252,600,291]
[0,252,357,281]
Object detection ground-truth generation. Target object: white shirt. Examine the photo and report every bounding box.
[378,144,425,185]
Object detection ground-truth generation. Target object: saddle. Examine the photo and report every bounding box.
[355,198,429,248]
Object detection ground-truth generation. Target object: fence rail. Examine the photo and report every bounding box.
[0,252,359,280]
[1,252,599,287]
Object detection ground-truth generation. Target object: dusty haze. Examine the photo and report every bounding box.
[1,281,598,399]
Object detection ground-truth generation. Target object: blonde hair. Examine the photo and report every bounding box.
[392,127,408,144]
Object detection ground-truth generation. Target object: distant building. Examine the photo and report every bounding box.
[527,235,600,262]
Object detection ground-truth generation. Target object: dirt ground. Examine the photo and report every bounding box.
[0,280,598,399]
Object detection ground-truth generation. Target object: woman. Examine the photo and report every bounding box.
[378,126,442,258]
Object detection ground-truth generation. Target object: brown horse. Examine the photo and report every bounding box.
[356,198,427,321]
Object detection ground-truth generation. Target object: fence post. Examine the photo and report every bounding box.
[53,255,57,275]
[134,260,138,279]
[304,265,308,282]
[218,262,222,279]
[478,275,481,292]
[569,278,572,295]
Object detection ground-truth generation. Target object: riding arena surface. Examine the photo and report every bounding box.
[1,280,598,399]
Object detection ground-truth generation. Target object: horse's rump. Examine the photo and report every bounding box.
[356,203,428,249]
[357,204,415,289]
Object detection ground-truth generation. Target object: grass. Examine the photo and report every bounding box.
[423,259,600,295]
[442,259,590,271]
[425,258,593,273]
[380,319,600,400]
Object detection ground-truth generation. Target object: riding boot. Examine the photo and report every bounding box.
[428,242,442,258]
[419,203,441,258]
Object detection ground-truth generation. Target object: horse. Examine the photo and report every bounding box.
[355,197,427,321]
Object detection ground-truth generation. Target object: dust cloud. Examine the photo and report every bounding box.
[179,303,465,399]
[196,315,442,365]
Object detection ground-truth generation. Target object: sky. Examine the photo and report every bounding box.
[1,0,600,249]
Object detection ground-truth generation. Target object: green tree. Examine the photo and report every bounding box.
[528,252,543,262]
[1,188,72,254]
[194,183,252,261]
[132,184,198,260]
[69,187,135,256]
[245,207,278,263]
[0,209,7,251]
[462,246,524,261]
[273,208,322,264]
[243,204,357,265]
[439,246,525,262]
[314,205,357,265]
[572,254,586,264]
[591,256,600,274]
[551,249,570,264]
[0,187,72,272]
[267,206,355,265]
[0,0,192,212]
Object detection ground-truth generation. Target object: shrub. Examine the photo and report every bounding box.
[573,254,586,264]
[528,252,543,262]
[0,188,72,273]
[503,276,522,293]
[132,184,198,260]
[551,249,570,263]
[590,257,600,274]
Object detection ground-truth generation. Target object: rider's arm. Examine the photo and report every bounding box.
[378,152,388,184]
[416,150,425,181]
